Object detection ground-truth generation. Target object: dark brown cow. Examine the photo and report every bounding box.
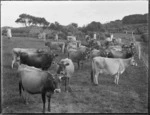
[18,51,58,70]
[17,64,61,113]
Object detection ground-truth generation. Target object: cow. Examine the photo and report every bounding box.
[56,58,74,92]
[45,41,65,53]
[91,56,137,85]
[18,51,58,70]
[86,39,102,50]
[17,64,61,113]
[67,36,76,42]
[64,41,81,54]
[90,48,108,58]
[12,48,47,69]
[68,48,90,69]
[108,45,123,51]
[107,48,134,59]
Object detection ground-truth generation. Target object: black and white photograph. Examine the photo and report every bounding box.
[1,0,148,113]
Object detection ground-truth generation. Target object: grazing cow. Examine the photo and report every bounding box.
[87,39,102,50]
[91,56,137,85]
[45,41,65,53]
[67,36,76,42]
[90,48,108,58]
[65,41,80,54]
[108,45,123,51]
[17,64,61,113]
[68,48,90,69]
[56,58,74,92]
[12,48,47,69]
[107,48,134,59]
[18,51,58,70]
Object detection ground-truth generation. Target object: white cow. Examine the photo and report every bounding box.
[67,36,76,42]
[91,56,137,85]
[56,58,74,92]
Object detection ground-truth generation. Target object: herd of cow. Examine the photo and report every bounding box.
[11,35,138,113]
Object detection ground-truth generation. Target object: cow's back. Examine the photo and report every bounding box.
[18,67,47,93]
[61,58,74,77]
[93,57,120,75]
[20,53,53,70]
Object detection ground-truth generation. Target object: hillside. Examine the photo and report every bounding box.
[103,13,148,34]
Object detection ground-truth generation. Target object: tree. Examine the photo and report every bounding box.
[15,13,31,27]
[15,13,50,27]
[81,21,105,33]
[71,23,78,28]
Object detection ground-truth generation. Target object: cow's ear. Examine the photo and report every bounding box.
[65,63,69,66]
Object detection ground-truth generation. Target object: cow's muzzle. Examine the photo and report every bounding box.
[54,88,61,93]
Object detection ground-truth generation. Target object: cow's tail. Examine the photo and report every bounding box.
[19,81,22,96]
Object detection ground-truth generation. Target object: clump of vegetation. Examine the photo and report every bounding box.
[141,33,148,42]
[122,14,148,24]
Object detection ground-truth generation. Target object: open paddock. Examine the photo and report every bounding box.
[2,36,148,113]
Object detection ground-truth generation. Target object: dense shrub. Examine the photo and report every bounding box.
[11,27,30,34]
[141,33,148,42]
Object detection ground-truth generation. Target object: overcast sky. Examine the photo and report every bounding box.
[1,1,148,27]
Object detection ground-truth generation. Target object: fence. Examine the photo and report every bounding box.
[132,35,148,70]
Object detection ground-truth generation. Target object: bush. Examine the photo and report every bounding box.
[141,33,148,42]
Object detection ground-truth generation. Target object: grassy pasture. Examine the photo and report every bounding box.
[2,36,148,113]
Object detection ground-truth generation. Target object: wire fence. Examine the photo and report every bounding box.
[132,35,148,71]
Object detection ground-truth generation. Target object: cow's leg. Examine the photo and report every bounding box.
[19,81,22,96]
[114,73,119,85]
[47,94,51,112]
[116,73,120,85]
[114,75,117,84]
[93,73,99,85]
[24,91,29,105]
[12,57,16,69]
[80,61,84,69]
[12,60,15,69]
[41,92,46,113]
[67,77,70,92]
[91,70,94,83]
[65,77,67,92]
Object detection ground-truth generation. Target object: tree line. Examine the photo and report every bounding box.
[122,14,148,24]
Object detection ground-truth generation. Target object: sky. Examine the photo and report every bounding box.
[1,1,148,27]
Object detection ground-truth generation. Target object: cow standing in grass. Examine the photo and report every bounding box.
[91,56,137,85]
[17,64,61,113]
[56,58,74,92]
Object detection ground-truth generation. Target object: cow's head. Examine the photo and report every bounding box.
[49,73,61,93]
[48,52,58,59]
[82,48,92,60]
[130,57,137,66]
[56,62,69,76]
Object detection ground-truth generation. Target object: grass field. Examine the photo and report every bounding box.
[2,36,148,113]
